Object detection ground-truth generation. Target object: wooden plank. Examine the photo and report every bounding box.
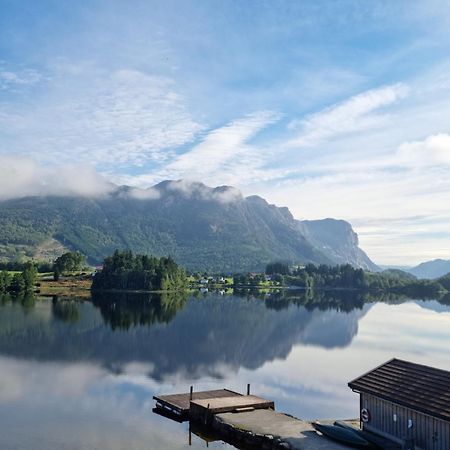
[153,389,243,414]
[189,395,274,424]
[191,395,274,414]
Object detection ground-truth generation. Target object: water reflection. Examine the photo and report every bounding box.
[0,290,449,378]
[0,290,375,379]
[92,290,188,329]
[1,290,450,449]
[0,292,37,311]
[52,297,80,323]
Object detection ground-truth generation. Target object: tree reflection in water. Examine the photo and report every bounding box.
[91,291,188,330]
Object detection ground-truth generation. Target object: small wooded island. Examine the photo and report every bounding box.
[91,250,187,292]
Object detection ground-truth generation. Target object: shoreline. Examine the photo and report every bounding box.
[32,276,449,298]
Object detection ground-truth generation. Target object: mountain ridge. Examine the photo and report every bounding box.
[408,259,450,279]
[0,180,378,272]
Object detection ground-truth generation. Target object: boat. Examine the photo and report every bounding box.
[334,421,380,448]
[312,422,372,447]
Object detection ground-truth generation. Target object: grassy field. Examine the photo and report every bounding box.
[37,277,92,297]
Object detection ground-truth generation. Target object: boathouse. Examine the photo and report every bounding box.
[349,358,450,450]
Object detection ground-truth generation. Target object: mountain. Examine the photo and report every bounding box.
[299,218,377,270]
[381,269,417,281]
[0,180,378,272]
[408,259,450,279]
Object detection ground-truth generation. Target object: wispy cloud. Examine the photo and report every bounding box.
[121,111,283,187]
[166,111,280,175]
[0,68,42,90]
[0,67,203,171]
[286,84,409,148]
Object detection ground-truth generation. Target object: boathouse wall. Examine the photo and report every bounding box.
[361,393,450,450]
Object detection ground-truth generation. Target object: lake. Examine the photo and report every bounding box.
[0,289,450,449]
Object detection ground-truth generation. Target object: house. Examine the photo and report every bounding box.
[199,279,209,284]
[348,358,450,450]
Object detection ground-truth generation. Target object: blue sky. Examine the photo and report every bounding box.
[1,0,450,265]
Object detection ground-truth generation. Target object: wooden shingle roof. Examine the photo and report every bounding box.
[348,358,450,422]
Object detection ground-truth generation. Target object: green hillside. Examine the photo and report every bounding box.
[0,181,378,273]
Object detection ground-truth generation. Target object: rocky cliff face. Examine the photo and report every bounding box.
[0,180,378,272]
[299,218,379,271]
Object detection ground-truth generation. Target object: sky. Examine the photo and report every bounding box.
[1,0,450,265]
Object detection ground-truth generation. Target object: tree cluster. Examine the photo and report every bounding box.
[91,250,187,291]
[53,252,86,279]
[233,273,267,286]
[283,263,446,296]
[0,260,53,273]
[285,264,365,289]
[0,262,37,293]
[265,261,291,275]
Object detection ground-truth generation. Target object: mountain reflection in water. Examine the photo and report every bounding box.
[0,290,372,379]
[1,289,449,380]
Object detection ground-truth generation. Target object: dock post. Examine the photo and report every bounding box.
[247,383,251,395]
[190,385,193,401]
[205,403,210,425]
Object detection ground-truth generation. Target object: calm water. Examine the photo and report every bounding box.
[1,290,450,449]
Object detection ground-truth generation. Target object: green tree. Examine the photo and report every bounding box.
[266,262,291,275]
[53,252,86,276]
[0,270,11,292]
[10,273,26,292]
[22,262,37,291]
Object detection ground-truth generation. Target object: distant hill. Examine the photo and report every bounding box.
[381,269,417,281]
[408,259,450,279]
[0,180,378,273]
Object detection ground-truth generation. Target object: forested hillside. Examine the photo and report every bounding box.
[0,180,378,272]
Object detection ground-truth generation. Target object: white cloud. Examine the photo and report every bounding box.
[0,67,203,170]
[163,110,281,180]
[395,133,450,167]
[0,68,42,89]
[163,179,243,203]
[124,187,161,201]
[0,155,113,200]
[287,83,409,148]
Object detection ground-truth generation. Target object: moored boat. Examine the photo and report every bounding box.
[312,422,372,448]
[334,421,380,448]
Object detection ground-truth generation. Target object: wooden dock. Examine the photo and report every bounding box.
[153,388,243,419]
[153,388,401,449]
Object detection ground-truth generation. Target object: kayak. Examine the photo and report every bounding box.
[334,421,380,448]
[312,422,372,447]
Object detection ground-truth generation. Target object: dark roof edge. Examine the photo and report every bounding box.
[348,357,398,388]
